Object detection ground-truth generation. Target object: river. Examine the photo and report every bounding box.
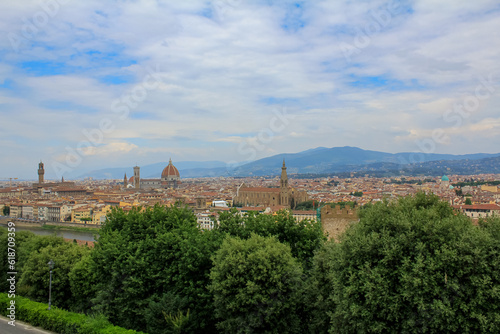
[0,224,97,242]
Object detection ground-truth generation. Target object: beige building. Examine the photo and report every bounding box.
[47,205,71,222]
[196,211,218,230]
[481,185,499,193]
[10,204,21,218]
[453,204,500,219]
[92,205,113,225]
[21,205,34,220]
[291,210,317,222]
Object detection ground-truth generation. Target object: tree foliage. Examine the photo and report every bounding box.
[216,209,326,268]
[0,230,65,295]
[311,192,500,333]
[295,200,319,210]
[91,204,222,333]
[19,240,90,310]
[68,253,99,313]
[209,234,303,334]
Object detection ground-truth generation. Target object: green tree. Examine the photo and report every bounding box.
[312,192,500,333]
[209,234,303,334]
[19,241,90,310]
[329,201,357,209]
[465,197,472,205]
[216,209,326,268]
[91,204,222,333]
[68,253,99,313]
[304,240,338,334]
[2,205,9,216]
[145,292,193,334]
[0,230,56,294]
[295,200,318,210]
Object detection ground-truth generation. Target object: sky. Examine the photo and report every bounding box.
[1,0,500,180]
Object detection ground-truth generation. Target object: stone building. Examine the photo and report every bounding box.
[452,203,500,219]
[233,160,308,209]
[320,204,359,241]
[32,161,75,190]
[128,158,181,190]
[440,175,452,190]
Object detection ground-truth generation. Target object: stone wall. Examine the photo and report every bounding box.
[0,218,100,229]
[321,205,359,241]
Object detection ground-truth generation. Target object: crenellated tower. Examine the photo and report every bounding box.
[38,161,44,184]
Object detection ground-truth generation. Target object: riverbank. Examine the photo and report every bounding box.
[0,218,97,242]
[38,224,100,234]
[0,218,100,233]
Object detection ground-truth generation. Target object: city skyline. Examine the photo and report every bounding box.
[1,0,500,179]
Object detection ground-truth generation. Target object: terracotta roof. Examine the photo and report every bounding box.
[239,187,280,193]
[161,159,180,178]
[56,188,87,192]
[267,205,288,211]
[239,207,266,211]
[64,238,95,247]
[292,210,316,214]
[452,204,500,210]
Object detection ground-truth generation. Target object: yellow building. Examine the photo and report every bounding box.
[71,206,93,223]
[481,185,498,193]
[92,205,113,225]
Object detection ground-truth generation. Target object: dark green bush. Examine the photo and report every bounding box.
[0,293,145,334]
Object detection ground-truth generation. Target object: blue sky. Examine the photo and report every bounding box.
[0,0,500,179]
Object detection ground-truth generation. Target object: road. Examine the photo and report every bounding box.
[0,316,56,334]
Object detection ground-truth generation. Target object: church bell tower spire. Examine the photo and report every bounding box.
[280,159,289,206]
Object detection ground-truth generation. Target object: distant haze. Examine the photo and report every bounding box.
[74,146,500,180]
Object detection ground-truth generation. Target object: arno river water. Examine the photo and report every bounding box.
[0,224,97,242]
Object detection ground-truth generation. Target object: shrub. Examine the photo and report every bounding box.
[0,293,145,334]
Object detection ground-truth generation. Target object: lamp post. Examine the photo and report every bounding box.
[47,259,54,310]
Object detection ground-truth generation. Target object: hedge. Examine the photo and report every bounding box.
[0,293,146,334]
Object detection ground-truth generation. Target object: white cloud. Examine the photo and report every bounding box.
[1,0,500,178]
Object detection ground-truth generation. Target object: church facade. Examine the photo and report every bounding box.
[233,160,308,209]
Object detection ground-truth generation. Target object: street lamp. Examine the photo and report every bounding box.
[47,260,54,310]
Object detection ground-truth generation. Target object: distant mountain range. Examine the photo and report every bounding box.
[77,146,500,179]
[77,161,229,180]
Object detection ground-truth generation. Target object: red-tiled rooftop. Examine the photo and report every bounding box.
[239,207,266,211]
[452,204,500,210]
[64,238,95,247]
[238,187,280,192]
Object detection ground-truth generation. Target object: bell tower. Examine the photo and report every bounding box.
[280,159,289,206]
[38,161,44,184]
[133,166,140,189]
